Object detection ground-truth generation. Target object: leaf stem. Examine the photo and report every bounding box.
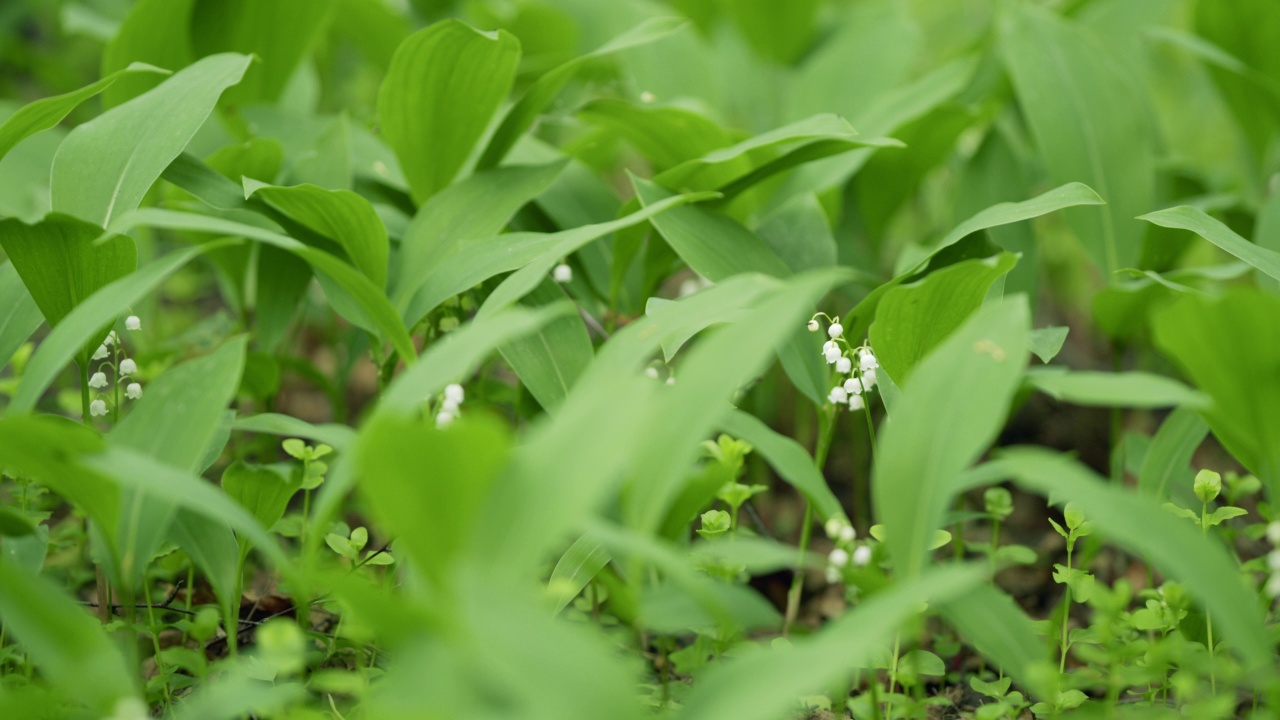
[783,407,836,636]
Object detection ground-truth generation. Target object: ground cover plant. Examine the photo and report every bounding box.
[4,0,1280,718]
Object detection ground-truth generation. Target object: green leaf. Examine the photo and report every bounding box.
[0,63,168,164]
[1205,506,1249,528]
[548,533,611,614]
[108,209,415,362]
[167,508,240,634]
[1138,408,1208,501]
[232,413,356,453]
[392,159,568,309]
[0,214,137,359]
[356,413,510,587]
[1152,289,1280,497]
[990,448,1272,671]
[51,53,252,227]
[476,17,687,170]
[578,100,734,174]
[1140,205,1280,281]
[378,20,520,205]
[222,461,303,538]
[632,175,790,281]
[1000,6,1153,275]
[497,281,593,411]
[873,297,1030,578]
[644,274,776,361]
[99,0,195,108]
[870,253,1017,384]
[1025,369,1208,409]
[718,409,841,521]
[940,584,1054,700]
[676,565,985,720]
[1028,327,1069,364]
[244,180,390,287]
[190,0,336,105]
[0,558,136,714]
[0,507,35,538]
[8,241,233,414]
[0,262,44,371]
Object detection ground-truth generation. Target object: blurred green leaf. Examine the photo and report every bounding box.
[498,281,593,411]
[100,0,195,108]
[1025,369,1208,409]
[1137,408,1208,502]
[1141,205,1280,281]
[221,461,303,539]
[718,409,841,521]
[0,262,44,371]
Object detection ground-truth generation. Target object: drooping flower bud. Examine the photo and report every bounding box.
[90,399,108,417]
[119,358,137,376]
[827,322,843,339]
[126,382,143,400]
[88,372,108,389]
[125,315,141,331]
[553,263,573,283]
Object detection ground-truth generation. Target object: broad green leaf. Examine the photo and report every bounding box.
[110,337,248,585]
[477,17,687,170]
[244,179,390,287]
[393,160,568,307]
[0,558,136,715]
[990,448,1271,670]
[378,20,520,204]
[100,0,195,108]
[1028,326,1069,364]
[8,240,237,414]
[436,189,714,323]
[679,564,984,720]
[221,461,303,538]
[870,252,1017,384]
[1257,189,1280,293]
[632,176,790,281]
[254,247,312,354]
[1152,289,1280,498]
[167,508,240,636]
[51,53,252,227]
[873,297,1030,578]
[232,413,356,452]
[548,533,611,614]
[577,100,734,174]
[498,281,593,411]
[1025,369,1208,409]
[190,0,337,105]
[162,152,249,211]
[0,262,44,371]
[357,413,511,587]
[1138,408,1208,502]
[722,0,821,64]
[0,63,167,163]
[1194,0,1280,164]
[645,274,776,361]
[107,209,415,362]
[0,417,119,539]
[1140,205,1280,281]
[1001,6,1153,276]
[718,409,841,521]
[756,193,837,273]
[205,138,284,186]
[939,584,1056,699]
[0,214,137,359]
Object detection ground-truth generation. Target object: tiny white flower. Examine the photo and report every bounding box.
[848,394,865,411]
[835,356,852,374]
[119,358,137,376]
[827,322,843,339]
[1268,521,1280,546]
[824,518,842,539]
[435,411,455,429]
[843,377,863,395]
[645,367,660,379]
[665,376,676,386]
[807,319,820,332]
[1267,574,1280,598]
[442,398,460,414]
[861,368,877,389]
[125,315,141,331]
[858,348,878,371]
[88,372,108,389]
[104,330,117,346]
[444,383,465,405]
[853,545,872,566]
[553,263,573,283]
[825,565,842,584]
[829,548,850,567]
[90,399,108,417]
[92,344,109,360]
[828,386,848,404]
[126,382,142,400]
[839,525,855,543]
[1268,550,1280,572]
[823,345,842,364]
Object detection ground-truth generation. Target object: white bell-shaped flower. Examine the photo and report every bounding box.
[444,383,465,405]
[104,331,118,346]
[807,319,820,332]
[435,411,455,429]
[90,399,108,417]
[442,398,460,414]
[858,348,878,371]
[848,394,865,411]
[126,382,143,400]
[829,547,850,568]
[827,322,843,339]
[861,368,877,390]
[119,358,137,376]
[823,345,842,364]
[92,344,109,360]
[88,372,108,389]
[824,518,843,539]
[835,355,852,374]
[828,386,848,404]
[853,545,872,566]
[125,315,141,331]
[839,525,855,543]
[552,263,573,283]
[843,377,863,395]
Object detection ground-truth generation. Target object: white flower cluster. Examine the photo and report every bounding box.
[823,516,872,584]
[1265,521,1280,598]
[435,383,465,429]
[87,316,144,418]
[809,314,879,412]
[552,262,572,284]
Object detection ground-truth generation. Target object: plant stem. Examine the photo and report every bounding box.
[885,632,902,720]
[142,582,173,713]
[783,408,836,635]
[1200,502,1216,694]
[79,360,91,424]
[112,336,120,424]
[1060,543,1073,673]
